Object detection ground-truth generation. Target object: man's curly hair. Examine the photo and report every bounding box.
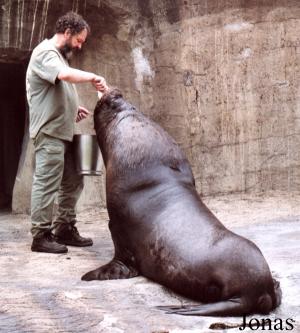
[55,11,90,35]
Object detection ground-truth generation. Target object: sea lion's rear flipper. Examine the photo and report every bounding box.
[81,259,139,281]
[156,297,249,316]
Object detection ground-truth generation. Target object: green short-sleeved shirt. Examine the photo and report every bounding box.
[26,39,79,141]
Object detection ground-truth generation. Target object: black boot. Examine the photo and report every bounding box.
[54,224,93,247]
[31,232,68,253]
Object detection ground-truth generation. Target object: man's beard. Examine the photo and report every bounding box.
[60,43,77,60]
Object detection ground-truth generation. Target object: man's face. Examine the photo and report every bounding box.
[60,28,88,60]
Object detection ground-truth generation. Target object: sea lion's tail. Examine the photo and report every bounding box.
[257,278,282,313]
[255,278,282,315]
[156,297,250,316]
[156,279,282,317]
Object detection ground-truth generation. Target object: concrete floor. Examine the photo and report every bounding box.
[0,192,299,333]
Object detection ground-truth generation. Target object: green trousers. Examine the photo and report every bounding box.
[31,132,83,238]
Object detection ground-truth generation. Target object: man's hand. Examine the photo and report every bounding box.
[92,75,108,92]
[76,106,90,122]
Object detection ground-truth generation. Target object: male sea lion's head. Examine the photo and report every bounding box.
[93,88,138,165]
[94,88,122,127]
[96,87,125,109]
[94,88,137,127]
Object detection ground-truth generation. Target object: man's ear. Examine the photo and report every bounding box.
[64,28,72,38]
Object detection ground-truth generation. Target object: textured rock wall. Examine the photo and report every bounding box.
[147,0,300,195]
[1,0,300,212]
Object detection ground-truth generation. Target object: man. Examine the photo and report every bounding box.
[26,12,107,254]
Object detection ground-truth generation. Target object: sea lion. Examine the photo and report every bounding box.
[82,89,282,316]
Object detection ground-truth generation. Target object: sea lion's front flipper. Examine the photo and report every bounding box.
[156,297,249,317]
[81,259,139,281]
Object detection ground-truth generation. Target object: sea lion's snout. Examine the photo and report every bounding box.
[97,91,104,100]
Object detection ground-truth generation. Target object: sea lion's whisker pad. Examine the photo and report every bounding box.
[82,88,282,317]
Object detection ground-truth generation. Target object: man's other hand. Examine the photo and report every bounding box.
[76,106,90,122]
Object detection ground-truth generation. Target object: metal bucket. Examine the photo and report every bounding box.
[73,134,102,175]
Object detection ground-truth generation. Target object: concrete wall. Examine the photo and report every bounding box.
[0,0,299,213]
[146,0,300,195]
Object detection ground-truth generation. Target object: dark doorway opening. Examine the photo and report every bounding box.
[0,62,27,211]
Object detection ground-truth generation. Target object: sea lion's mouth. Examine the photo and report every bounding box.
[97,90,104,100]
[97,86,114,101]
